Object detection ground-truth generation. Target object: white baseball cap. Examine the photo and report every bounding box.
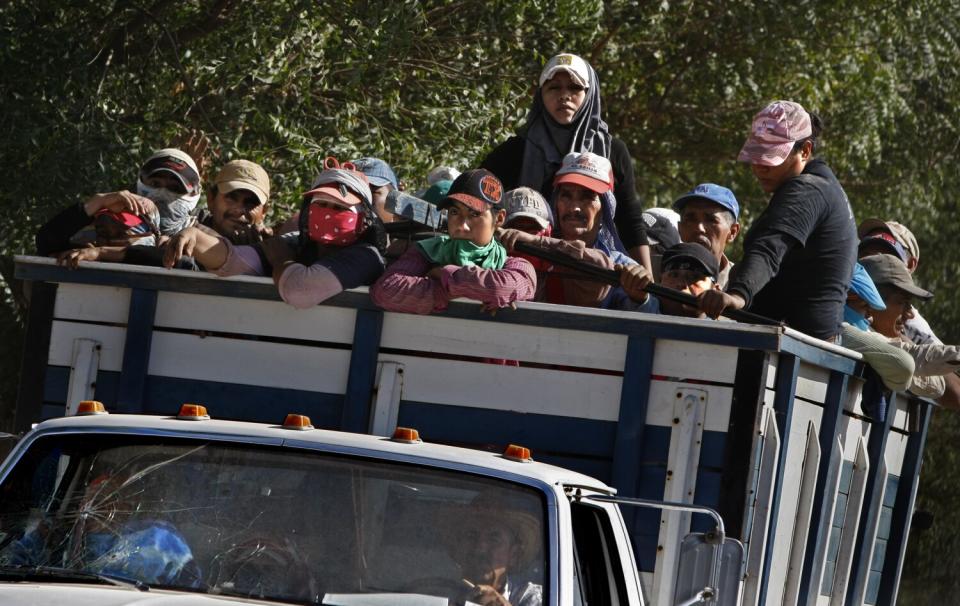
[539,53,591,89]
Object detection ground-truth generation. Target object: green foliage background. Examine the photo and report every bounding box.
[1,1,958,601]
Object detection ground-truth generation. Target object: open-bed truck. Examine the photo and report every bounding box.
[3,255,934,605]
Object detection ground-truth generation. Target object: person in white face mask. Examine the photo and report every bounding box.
[135,148,203,236]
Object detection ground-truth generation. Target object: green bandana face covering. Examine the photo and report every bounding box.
[416,236,507,270]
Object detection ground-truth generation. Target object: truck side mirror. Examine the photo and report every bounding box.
[674,532,744,606]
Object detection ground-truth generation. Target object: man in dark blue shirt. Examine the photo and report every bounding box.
[698,100,857,341]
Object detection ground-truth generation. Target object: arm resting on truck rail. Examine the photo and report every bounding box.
[371,246,536,314]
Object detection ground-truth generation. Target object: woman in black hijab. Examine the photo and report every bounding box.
[482,53,650,271]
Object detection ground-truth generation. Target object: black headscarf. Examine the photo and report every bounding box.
[517,61,611,194]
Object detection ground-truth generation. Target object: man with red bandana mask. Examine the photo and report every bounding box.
[164,158,386,309]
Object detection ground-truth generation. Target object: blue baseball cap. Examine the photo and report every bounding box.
[350,157,398,189]
[848,262,886,311]
[672,183,740,221]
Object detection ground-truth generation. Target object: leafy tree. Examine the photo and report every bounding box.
[1,1,959,600]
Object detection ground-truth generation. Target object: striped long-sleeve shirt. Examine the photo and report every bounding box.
[370,246,537,315]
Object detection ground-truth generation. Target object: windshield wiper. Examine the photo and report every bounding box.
[0,565,150,591]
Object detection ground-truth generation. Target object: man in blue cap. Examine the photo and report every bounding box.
[351,157,400,224]
[673,183,740,289]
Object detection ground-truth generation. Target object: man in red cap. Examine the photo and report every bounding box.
[697,100,857,341]
[496,151,656,311]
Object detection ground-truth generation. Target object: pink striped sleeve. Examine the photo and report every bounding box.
[440,256,537,308]
[370,247,449,314]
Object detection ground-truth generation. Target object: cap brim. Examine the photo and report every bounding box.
[218,180,268,205]
[858,237,907,263]
[898,283,934,300]
[662,254,717,279]
[737,138,794,166]
[439,193,491,213]
[366,176,393,188]
[146,167,192,191]
[857,218,891,239]
[505,211,550,230]
[554,173,610,194]
[672,194,737,219]
[303,186,362,206]
[540,66,589,88]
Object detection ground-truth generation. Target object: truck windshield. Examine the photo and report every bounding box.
[0,433,547,605]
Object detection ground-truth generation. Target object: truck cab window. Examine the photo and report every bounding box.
[571,502,627,605]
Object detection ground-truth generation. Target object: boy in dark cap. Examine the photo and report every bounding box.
[371,169,536,315]
[619,242,721,318]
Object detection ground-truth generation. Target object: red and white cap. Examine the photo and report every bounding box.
[553,152,613,194]
[738,100,812,166]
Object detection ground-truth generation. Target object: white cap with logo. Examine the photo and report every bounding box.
[539,53,591,89]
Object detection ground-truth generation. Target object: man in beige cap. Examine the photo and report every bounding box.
[860,254,960,404]
[199,160,272,244]
[857,218,960,407]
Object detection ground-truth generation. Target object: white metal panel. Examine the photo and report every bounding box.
[154,291,357,344]
[742,408,781,606]
[763,398,824,606]
[53,283,131,323]
[369,362,404,437]
[884,431,910,477]
[783,422,821,606]
[830,438,871,606]
[844,376,866,417]
[380,354,623,421]
[651,339,739,383]
[763,357,832,405]
[64,339,101,415]
[645,380,733,432]
[48,321,125,372]
[799,362,830,402]
[652,387,707,606]
[813,436,845,606]
[891,397,911,432]
[380,312,628,371]
[147,332,351,393]
[841,415,871,460]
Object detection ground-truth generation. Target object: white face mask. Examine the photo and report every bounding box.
[136,179,201,235]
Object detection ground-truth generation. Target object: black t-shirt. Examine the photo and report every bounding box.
[480,135,648,250]
[727,159,857,339]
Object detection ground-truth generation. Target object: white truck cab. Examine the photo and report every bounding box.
[0,409,651,605]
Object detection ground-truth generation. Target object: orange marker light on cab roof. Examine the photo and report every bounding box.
[282,413,314,430]
[177,403,210,421]
[503,444,533,463]
[391,426,422,444]
[76,400,108,416]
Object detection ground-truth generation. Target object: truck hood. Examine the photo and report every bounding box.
[0,583,281,605]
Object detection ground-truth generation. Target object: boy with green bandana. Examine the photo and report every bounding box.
[371,169,537,315]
